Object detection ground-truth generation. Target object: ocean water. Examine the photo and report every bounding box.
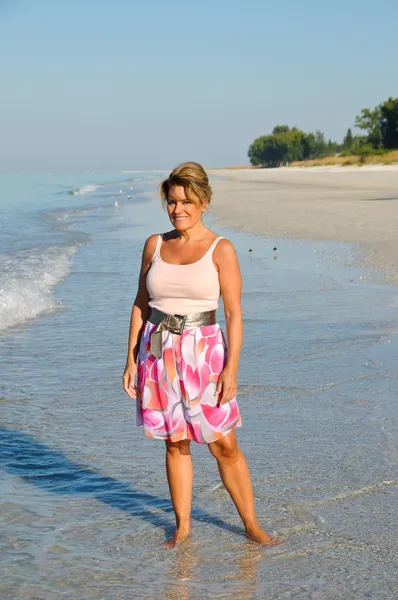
[1,172,397,600]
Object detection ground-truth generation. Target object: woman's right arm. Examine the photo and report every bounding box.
[122,235,158,399]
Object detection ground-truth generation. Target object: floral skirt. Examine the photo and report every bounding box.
[136,321,242,444]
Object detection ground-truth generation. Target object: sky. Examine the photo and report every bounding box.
[0,0,397,172]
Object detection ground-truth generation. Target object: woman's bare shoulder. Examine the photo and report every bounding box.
[213,237,238,266]
[144,233,159,248]
[141,234,160,262]
[214,236,236,253]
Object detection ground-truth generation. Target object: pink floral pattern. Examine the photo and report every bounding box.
[136,322,242,443]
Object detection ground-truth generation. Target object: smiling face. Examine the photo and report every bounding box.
[166,185,207,232]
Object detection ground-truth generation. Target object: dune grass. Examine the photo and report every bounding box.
[289,150,398,167]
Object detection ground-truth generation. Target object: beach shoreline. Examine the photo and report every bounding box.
[208,165,398,285]
[2,171,398,599]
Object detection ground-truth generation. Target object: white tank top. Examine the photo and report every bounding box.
[146,234,224,316]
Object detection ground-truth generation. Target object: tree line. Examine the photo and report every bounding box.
[248,96,398,167]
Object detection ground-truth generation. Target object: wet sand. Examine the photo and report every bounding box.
[209,165,398,284]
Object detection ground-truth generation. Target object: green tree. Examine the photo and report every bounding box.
[380,97,398,149]
[343,128,353,150]
[248,136,267,166]
[302,130,331,159]
[272,125,290,134]
[302,132,315,159]
[248,126,337,166]
[327,139,339,154]
[313,130,328,157]
[355,106,382,148]
[265,135,290,166]
[248,126,303,166]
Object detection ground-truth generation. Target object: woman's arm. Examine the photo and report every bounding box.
[213,239,243,404]
[122,235,157,398]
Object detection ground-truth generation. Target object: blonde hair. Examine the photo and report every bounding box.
[160,162,212,208]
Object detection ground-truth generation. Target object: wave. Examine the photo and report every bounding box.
[67,175,156,197]
[50,207,95,221]
[70,184,98,196]
[0,244,78,333]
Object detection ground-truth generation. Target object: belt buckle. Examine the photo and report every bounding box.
[167,314,186,335]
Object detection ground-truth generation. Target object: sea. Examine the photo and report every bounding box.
[1,171,397,600]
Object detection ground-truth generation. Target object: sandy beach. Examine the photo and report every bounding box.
[209,165,398,284]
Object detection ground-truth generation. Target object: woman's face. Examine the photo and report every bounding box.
[166,185,207,232]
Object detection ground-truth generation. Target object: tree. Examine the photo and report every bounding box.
[343,128,353,150]
[302,130,331,159]
[302,132,316,159]
[313,130,328,157]
[265,135,290,166]
[272,125,290,134]
[248,126,304,166]
[248,136,268,166]
[380,97,398,149]
[355,106,382,148]
[328,139,339,154]
[248,126,337,166]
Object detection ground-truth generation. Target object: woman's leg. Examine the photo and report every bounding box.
[164,439,193,548]
[208,430,281,545]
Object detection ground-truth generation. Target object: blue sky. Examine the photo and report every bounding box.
[1,0,397,172]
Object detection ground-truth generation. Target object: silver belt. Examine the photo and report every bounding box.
[149,308,216,359]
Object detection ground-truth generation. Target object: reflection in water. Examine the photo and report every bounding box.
[233,543,265,600]
[165,540,199,600]
[163,540,267,600]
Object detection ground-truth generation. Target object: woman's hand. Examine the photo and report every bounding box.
[122,363,139,399]
[215,366,238,405]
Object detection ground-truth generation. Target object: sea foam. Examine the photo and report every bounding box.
[71,184,97,196]
[0,244,78,332]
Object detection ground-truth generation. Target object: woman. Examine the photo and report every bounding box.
[122,162,281,549]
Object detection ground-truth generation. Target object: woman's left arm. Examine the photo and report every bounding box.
[213,239,243,405]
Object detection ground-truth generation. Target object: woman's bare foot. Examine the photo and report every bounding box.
[162,527,191,549]
[245,526,282,546]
